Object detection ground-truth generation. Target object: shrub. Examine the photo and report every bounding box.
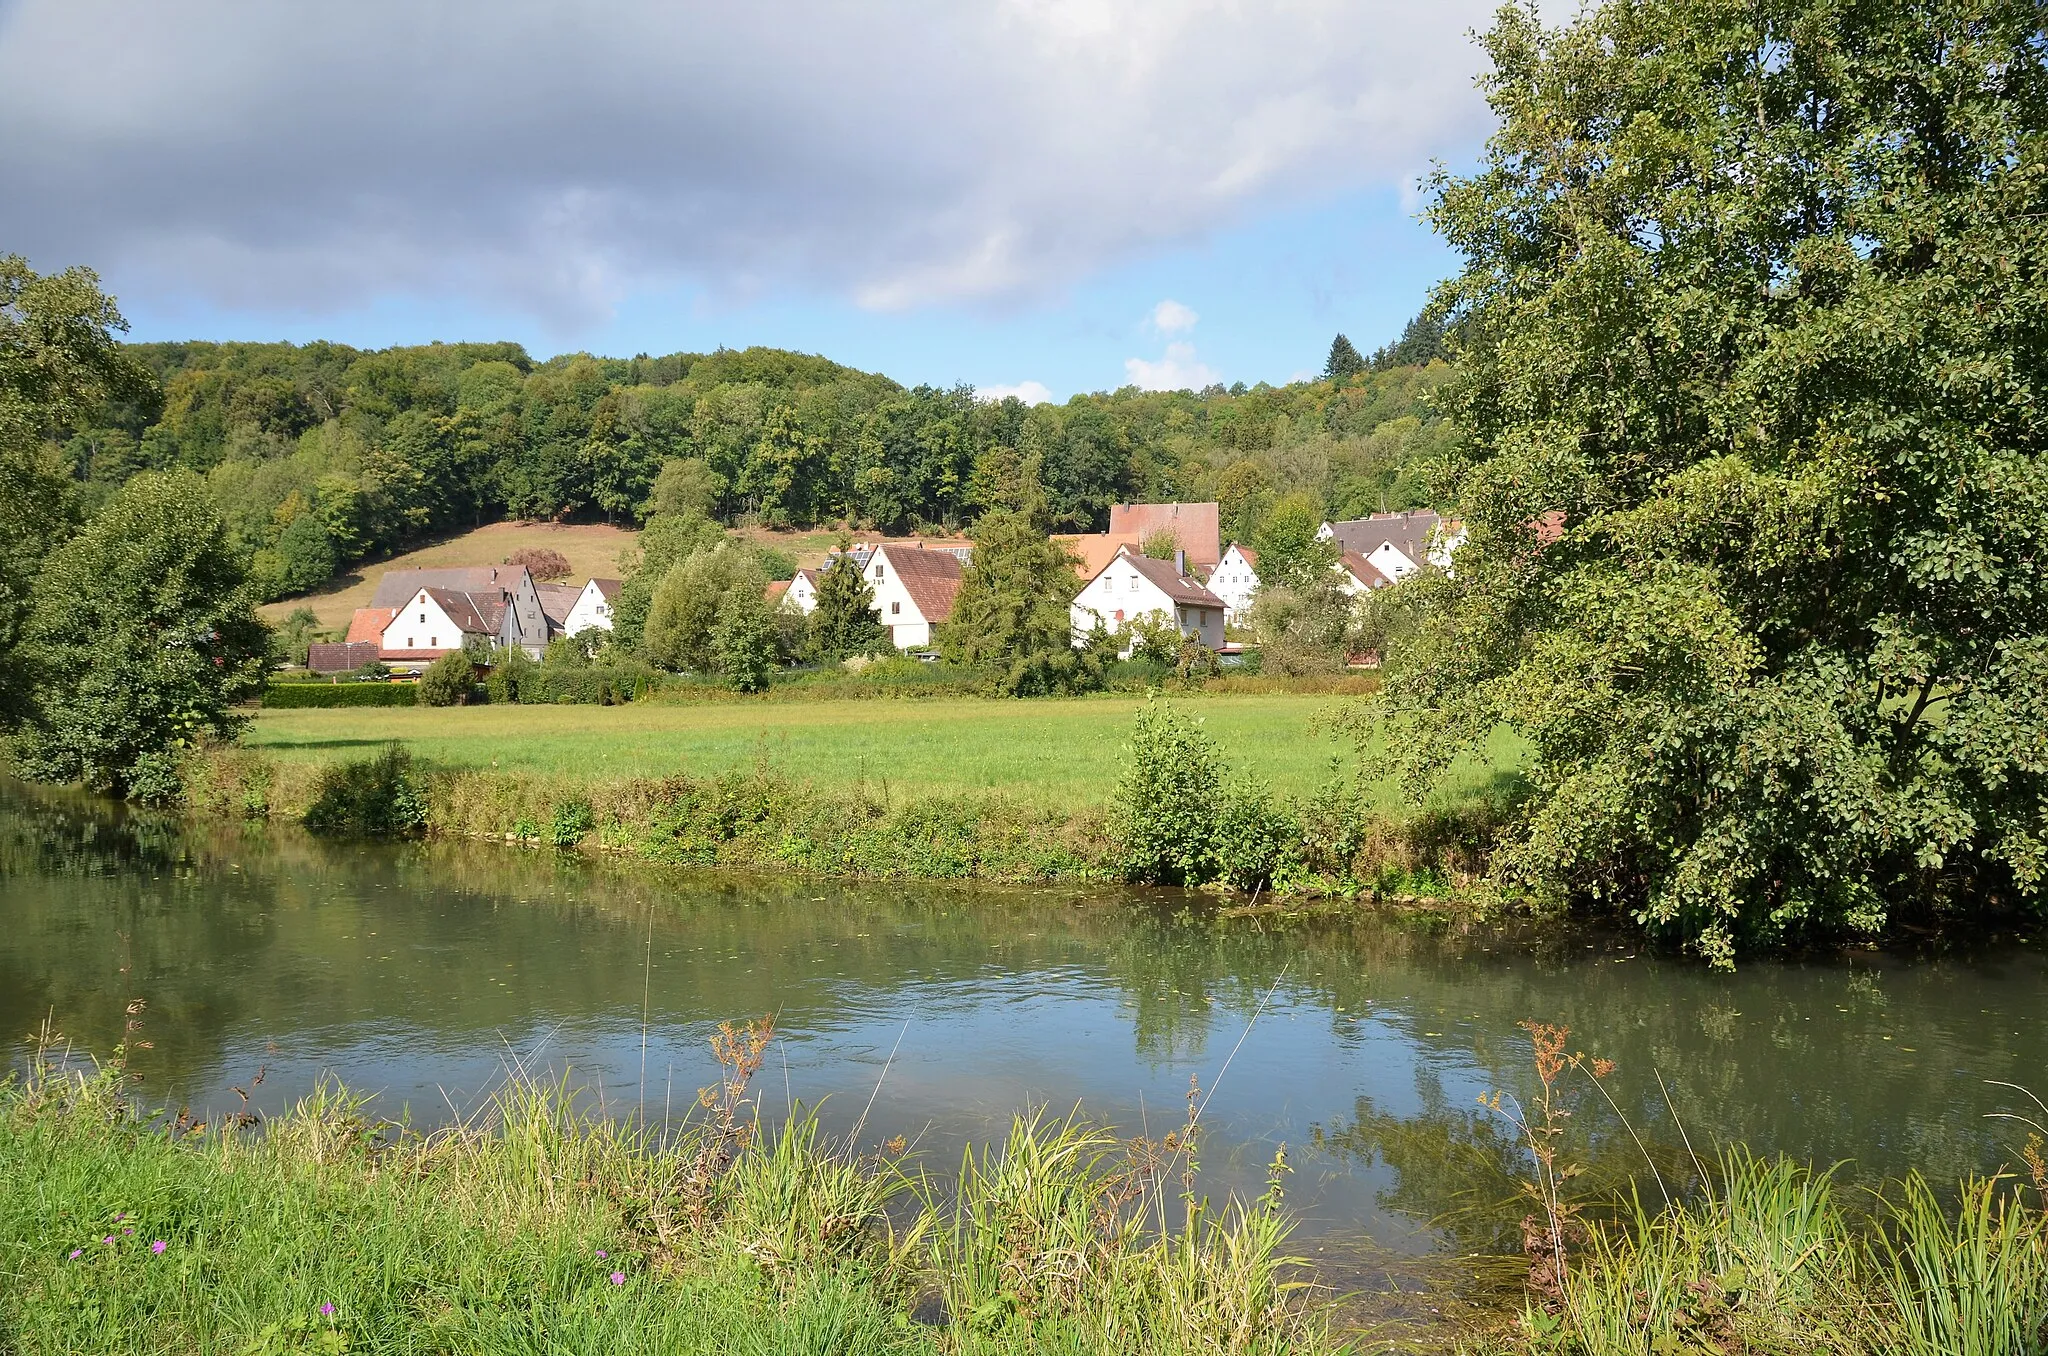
[417,650,476,706]
[303,745,428,837]
[505,547,571,580]
[1209,780,1297,891]
[1110,701,1221,886]
[486,645,539,703]
[712,592,776,692]
[260,682,418,709]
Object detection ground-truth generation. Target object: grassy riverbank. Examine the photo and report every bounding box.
[1,1039,1330,1356]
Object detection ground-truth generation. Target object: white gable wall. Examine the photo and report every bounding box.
[1068,555,1225,653]
[382,589,465,655]
[866,548,934,649]
[1367,540,1421,583]
[785,572,819,614]
[1209,545,1259,621]
[564,581,614,635]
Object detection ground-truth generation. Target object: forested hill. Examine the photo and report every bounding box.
[59,337,1452,600]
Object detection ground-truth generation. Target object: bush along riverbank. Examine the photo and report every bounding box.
[2,1021,1330,1356]
[175,702,1507,902]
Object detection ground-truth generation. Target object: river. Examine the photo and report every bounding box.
[4,780,2045,1321]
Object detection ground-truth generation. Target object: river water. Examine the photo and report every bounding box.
[5,781,2046,1305]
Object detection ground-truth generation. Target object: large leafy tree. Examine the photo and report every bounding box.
[16,469,269,799]
[0,256,154,723]
[805,539,889,662]
[1373,0,2048,963]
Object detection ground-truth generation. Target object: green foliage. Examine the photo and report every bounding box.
[711,591,776,693]
[1245,577,1356,677]
[1322,334,1366,380]
[416,650,476,707]
[1373,0,2048,962]
[1368,309,1445,371]
[1110,702,1222,886]
[610,511,727,650]
[644,541,770,673]
[13,469,268,798]
[939,509,1082,677]
[260,682,419,709]
[271,606,323,666]
[1139,527,1182,561]
[1249,493,1335,589]
[804,541,888,662]
[303,745,427,836]
[486,644,540,704]
[1209,780,1298,892]
[644,456,726,519]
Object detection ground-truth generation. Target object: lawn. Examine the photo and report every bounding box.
[245,694,1403,807]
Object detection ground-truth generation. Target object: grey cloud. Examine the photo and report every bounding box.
[0,0,1497,330]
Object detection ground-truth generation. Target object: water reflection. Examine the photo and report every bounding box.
[4,781,2046,1260]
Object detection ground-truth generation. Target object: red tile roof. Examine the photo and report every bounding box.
[1337,551,1395,590]
[1095,546,1226,608]
[1106,502,1221,569]
[876,544,964,622]
[346,607,397,645]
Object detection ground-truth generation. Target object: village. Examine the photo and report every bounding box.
[305,504,1464,676]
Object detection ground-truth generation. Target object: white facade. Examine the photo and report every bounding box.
[784,569,820,614]
[1367,540,1422,583]
[865,546,959,650]
[1068,547,1226,654]
[382,589,468,656]
[1208,544,1260,622]
[563,579,617,635]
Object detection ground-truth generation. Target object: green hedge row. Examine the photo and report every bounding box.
[260,682,418,709]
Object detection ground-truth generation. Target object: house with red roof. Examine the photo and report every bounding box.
[865,543,965,649]
[1068,544,1226,654]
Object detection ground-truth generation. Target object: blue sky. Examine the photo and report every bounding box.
[2,1,1495,401]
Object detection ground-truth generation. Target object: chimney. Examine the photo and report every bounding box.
[1175,548,1187,576]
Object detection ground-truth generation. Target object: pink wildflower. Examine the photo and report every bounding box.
[610,1271,625,1285]
[151,1241,167,1254]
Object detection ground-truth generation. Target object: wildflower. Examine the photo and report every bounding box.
[102,1236,115,1245]
[610,1271,625,1286]
[68,1249,82,1260]
[123,1227,135,1235]
[595,1249,608,1259]
[151,1241,167,1254]
[319,1303,335,1317]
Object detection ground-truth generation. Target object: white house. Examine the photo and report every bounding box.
[378,586,506,665]
[563,578,620,635]
[783,568,821,614]
[866,544,964,649]
[1317,510,1464,582]
[1208,543,1260,622]
[1069,545,1226,653]
[1333,551,1394,598]
[368,565,549,656]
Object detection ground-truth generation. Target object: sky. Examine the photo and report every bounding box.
[0,0,1507,400]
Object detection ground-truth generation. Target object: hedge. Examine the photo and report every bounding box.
[260,682,419,709]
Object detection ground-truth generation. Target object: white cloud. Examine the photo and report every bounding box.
[1150,299,1199,334]
[0,0,1501,330]
[1125,342,1219,392]
[977,380,1055,405]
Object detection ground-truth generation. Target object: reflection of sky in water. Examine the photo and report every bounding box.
[5,788,2048,1255]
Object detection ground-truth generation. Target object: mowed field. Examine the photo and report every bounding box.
[245,695,1398,807]
[261,522,642,631]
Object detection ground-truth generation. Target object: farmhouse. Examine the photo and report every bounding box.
[561,578,620,635]
[367,566,549,656]
[1208,542,1260,621]
[783,568,821,614]
[1316,510,1463,583]
[865,543,964,649]
[376,586,509,664]
[1069,545,1226,653]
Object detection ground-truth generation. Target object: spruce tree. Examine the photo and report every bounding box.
[806,540,889,661]
[1322,333,1367,380]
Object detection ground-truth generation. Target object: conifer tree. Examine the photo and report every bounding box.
[805,538,888,661]
[1322,333,1367,380]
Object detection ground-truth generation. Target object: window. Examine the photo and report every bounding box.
[874,564,885,579]
[419,612,426,623]
[406,637,414,647]
[431,636,438,647]
[890,601,901,615]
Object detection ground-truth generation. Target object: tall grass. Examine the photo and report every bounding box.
[0,1026,1344,1356]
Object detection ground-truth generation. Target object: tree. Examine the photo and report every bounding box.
[1138,528,1182,561]
[505,547,571,580]
[806,539,888,662]
[711,590,776,692]
[644,457,727,521]
[938,509,1081,673]
[14,469,269,799]
[1323,334,1367,381]
[610,511,726,650]
[271,511,338,595]
[0,256,155,727]
[272,605,323,667]
[417,649,476,706]
[1372,0,2048,964]
[643,541,769,673]
[1246,577,1355,676]
[1369,311,1446,370]
[1251,493,1335,589]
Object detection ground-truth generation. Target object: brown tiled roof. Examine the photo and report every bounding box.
[1098,547,1226,608]
[1337,551,1394,590]
[420,587,500,636]
[1054,532,1140,578]
[765,580,791,601]
[1228,543,1258,567]
[1106,502,1221,569]
[346,607,397,645]
[370,566,531,608]
[1323,511,1442,566]
[877,545,964,623]
[589,577,622,598]
[308,640,382,674]
[535,583,582,628]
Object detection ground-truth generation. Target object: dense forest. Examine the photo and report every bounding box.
[58,335,1452,598]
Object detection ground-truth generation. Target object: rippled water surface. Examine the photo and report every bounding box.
[6,781,2047,1283]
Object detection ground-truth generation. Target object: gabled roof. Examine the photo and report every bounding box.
[1323,511,1442,565]
[1106,502,1221,568]
[1093,546,1226,608]
[1337,551,1394,590]
[587,577,622,599]
[1223,542,1258,567]
[418,587,503,636]
[346,607,397,645]
[1053,532,1141,578]
[370,566,532,609]
[535,583,582,628]
[765,579,791,602]
[875,544,964,622]
[793,568,818,587]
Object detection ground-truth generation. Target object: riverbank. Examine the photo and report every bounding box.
[2,1039,1332,1356]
